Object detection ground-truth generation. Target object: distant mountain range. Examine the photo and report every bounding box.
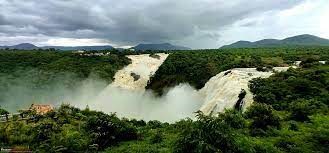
[0,43,114,51]
[0,43,39,50]
[132,43,191,51]
[4,34,327,51]
[221,34,329,48]
[0,42,190,51]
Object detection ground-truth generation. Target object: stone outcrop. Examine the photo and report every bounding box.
[109,53,168,91]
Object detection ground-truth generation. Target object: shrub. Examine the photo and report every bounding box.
[85,112,138,150]
[218,109,246,129]
[150,130,163,144]
[174,112,240,153]
[246,103,281,133]
[0,107,9,115]
[289,99,318,121]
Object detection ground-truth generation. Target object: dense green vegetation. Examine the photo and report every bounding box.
[172,60,329,152]
[147,47,329,95]
[0,105,139,152]
[0,48,328,152]
[0,50,130,108]
[0,50,130,82]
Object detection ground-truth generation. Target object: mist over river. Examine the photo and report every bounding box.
[0,53,290,122]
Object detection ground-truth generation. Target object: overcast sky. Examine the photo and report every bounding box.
[0,0,328,49]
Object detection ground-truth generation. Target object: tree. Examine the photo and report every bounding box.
[174,111,241,153]
[85,112,137,150]
[218,109,246,129]
[246,103,281,135]
[289,99,318,121]
[0,107,9,115]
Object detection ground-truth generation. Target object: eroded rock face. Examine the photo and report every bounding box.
[130,72,141,81]
[198,67,290,115]
[109,53,169,91]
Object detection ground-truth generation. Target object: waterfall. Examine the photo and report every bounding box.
[91,53,292,120]
[109,53,169,91]
[93,53,203,122]
[198,67,290,115]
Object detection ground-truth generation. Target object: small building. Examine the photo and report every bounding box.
[30,104,54,115]
[319,61,326,64]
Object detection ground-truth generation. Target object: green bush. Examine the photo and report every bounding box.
[246,103,281,133]
[289,99,318,121]
[174,112,240,153]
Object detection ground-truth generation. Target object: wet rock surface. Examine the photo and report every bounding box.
[130,72,141,81]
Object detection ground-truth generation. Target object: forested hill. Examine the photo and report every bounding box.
[221,34,329,48]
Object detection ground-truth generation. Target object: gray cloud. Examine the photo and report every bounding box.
[0,0,305,48]
[0,14,8,25]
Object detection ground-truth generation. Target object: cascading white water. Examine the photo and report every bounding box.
[109,53,169,91]
[198,67,290,115]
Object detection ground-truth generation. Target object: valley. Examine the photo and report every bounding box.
[1,0,329,152]
[0,47,328,152]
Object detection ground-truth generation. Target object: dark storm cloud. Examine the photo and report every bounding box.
[0,0,305,47]
[0,15,6,25]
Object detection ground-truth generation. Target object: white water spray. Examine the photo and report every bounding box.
[110,53,168,91]
[88,53,203,122]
